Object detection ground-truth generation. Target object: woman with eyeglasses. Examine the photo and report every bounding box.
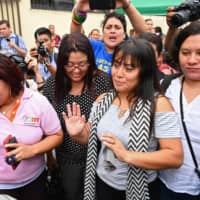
[43,32,112,200]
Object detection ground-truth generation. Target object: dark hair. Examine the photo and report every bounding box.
[90,28,100,34]
[89,28,100,38]
[145,18,153,23]
[0,19,10,27]
[112,39,161,101]
[101,12,127,35]
[112,39,161,125]
[0,54,24,97]
[34,27,52,40]
[154,26,162,34]
[55,32,98,103]
[137,32,163,56]
[172,21,200,65]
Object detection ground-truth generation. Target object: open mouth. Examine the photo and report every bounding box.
[109,36,117,42]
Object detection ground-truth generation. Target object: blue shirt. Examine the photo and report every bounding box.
[90,39,112,75]
[0,33,27,56]
[38,52,57,80]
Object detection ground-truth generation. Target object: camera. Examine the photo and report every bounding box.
[89,0,116,10]
[169,0,200,27]
[9,54,33,74]
[37,41,48,57]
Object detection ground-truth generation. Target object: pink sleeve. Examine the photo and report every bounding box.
[39,96,61,135]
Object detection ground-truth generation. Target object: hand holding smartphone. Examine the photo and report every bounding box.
[3,135,20,170]
[89,0,116,10]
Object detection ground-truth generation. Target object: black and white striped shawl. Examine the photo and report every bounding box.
[84,90,152,200]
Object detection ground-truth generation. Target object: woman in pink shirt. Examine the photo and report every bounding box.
[0,54,63,200]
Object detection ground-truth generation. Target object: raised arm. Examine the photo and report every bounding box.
[70,0,147,34]
[70,0,89,33]
[165,7,180,52]
[117,0,147,33]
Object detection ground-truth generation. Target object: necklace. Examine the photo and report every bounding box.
[0,99,20,118]
[118,108,128,118]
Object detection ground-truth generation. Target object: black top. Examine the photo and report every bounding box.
[43,70,112,164]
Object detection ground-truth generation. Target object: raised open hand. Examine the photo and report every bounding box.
[62,102,86,137]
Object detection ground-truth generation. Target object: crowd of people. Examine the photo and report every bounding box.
[0,0,200,199]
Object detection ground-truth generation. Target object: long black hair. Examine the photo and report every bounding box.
[172,21,200,68]
[55,32,98,103]
[0,54,24,97]
[112,39,162,127]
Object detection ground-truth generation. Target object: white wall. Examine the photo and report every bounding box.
[19,1,168,49]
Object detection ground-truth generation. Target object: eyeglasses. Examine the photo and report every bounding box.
[64,60,89,71]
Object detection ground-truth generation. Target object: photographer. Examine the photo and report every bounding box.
[165,0,200,52]
[29,27,57,81]
[0,20,27,57]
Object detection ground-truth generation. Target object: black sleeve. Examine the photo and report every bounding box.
[95,71,112,96]
[160,73,182,92]
[43,76,56,105]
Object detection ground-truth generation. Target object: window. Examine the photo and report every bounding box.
[31,0,74,11]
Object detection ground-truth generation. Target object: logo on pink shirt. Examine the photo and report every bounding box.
[23,115,40,126]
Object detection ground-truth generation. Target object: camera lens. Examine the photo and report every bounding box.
[170,9,191,27]
[37,42,48,57]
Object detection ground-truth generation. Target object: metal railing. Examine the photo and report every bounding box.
[0,0,22,36]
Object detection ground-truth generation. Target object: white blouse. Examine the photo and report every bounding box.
[159,78,200,195]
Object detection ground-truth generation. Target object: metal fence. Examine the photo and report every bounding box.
[0,0,22,35]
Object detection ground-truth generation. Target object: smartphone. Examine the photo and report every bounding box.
[3,135,20,170]
[89,0,116,10]
[6,38,11,42]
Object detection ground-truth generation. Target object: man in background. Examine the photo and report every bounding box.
[88,28,101,40]
[0,20,27,57]
[145,18,154,33]
[48,24,61,48]
[29,27,57,80]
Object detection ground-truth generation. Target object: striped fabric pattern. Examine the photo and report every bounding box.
[83,90,151,200]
